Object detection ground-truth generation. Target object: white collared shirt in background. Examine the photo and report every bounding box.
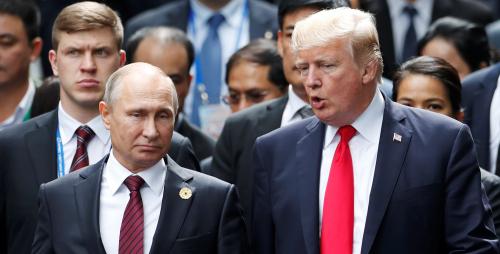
[319,91,385,254]
[0,80,36,131]
[57,103,111,175]
[387,0,433,63]
[489,75,500,172]
[184,0,250,118]
[100,151,166,254]
[281,86,309,127]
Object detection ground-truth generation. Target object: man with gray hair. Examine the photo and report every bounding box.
[32,62,249,253]
[252,7,497,254]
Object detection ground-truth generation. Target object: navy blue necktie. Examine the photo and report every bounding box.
[192,13,225,126]
[401,5,417,63]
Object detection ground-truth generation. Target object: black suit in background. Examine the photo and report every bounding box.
[462,63,500,172]
[481,169,500,237]
[210,95,287,233]
[359,0,494,79]
[32,155,248,254]
[125,0,278,42]
[175,116,215,161]
[0,110,200,254]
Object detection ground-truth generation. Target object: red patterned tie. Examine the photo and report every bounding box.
[119,175,145,254]
[70,125,95,171]
[321,125,357,254]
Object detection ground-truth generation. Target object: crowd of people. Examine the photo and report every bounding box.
[1,0,500,253]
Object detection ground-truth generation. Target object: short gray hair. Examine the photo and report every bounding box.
[291,7,383,81]
[103,62,179,114]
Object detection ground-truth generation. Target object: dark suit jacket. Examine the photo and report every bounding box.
[252,97,498,253]
[125,0,278,42]
[31,155,249,254]
[360,0,494,79]
[176,116,215,160]
[210,96,287,233]
[0,110,200,254]
[481,169,500,237]
[462,63,500,172]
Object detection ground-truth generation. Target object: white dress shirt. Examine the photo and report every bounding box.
[0,80,36,131]
[387,0,433,63]
[489,75,500,171]
[184,0,250,118]
[319,91,385,254]
[57,103,110,175]
[281,86,309,127]
[100,151,166,254]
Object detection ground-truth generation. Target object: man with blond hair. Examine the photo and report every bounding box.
[252,7,498,254]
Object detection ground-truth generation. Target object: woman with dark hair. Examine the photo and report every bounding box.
[393,56,500,237]
[418,17,490,80]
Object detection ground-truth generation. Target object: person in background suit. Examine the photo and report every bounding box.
[210,0,351,235]
[252,7,497,254]
[359,0,494,79]
[32,62,249,254]
[392,55,500,237]
[0,3,199,254]
[0,0,43,131]
[222,38,287,113]
[126,26,215,161]
[462,63,500,174]
[126,0,278,127]
[418,17,491,80]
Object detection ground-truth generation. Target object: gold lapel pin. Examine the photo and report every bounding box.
[179,187,192,200]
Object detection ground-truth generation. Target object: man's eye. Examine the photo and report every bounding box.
[247,92,267,103]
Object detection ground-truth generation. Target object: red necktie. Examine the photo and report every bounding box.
[70,125,95,171]
[321,125,357,254]
[119,175,145,254]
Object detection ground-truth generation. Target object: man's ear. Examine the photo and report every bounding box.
[362,59,378,85]
[119,50,126,66]
[277,30,284,57]
[99,101,111,130]
[29,37,43,62]
[48,49,59,76]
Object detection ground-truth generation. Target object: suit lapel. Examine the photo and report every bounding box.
[361,100,412,254]
[25,110,58,184]
[248,0,275,40]
[255,96,287,135]
[150,157,194,253]
[74,157,107,254]
[296,118,325,254]
[471,65,500,170]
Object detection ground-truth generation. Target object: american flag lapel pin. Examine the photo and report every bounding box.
[393,133,402,142]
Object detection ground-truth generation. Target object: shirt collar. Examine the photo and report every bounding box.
[288,85,309,117]
[387,0,433,22]
[0,80,35,127]
[57,103,110,145]
[106,150,166,197]
[324,90,385,148]
[190,0,244,28]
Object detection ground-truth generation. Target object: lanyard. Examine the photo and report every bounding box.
[22,109,31,122]
[56,128,65,177]
[189,0,249,104]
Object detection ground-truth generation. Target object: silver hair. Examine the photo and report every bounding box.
[291,7,383,81]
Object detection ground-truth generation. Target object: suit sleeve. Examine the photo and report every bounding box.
[481,172,500,238]
[211,121,236,183]
[217,184,250,254]
[31,183,54,254]
[445,125,499,252]
[251,139,274,254]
